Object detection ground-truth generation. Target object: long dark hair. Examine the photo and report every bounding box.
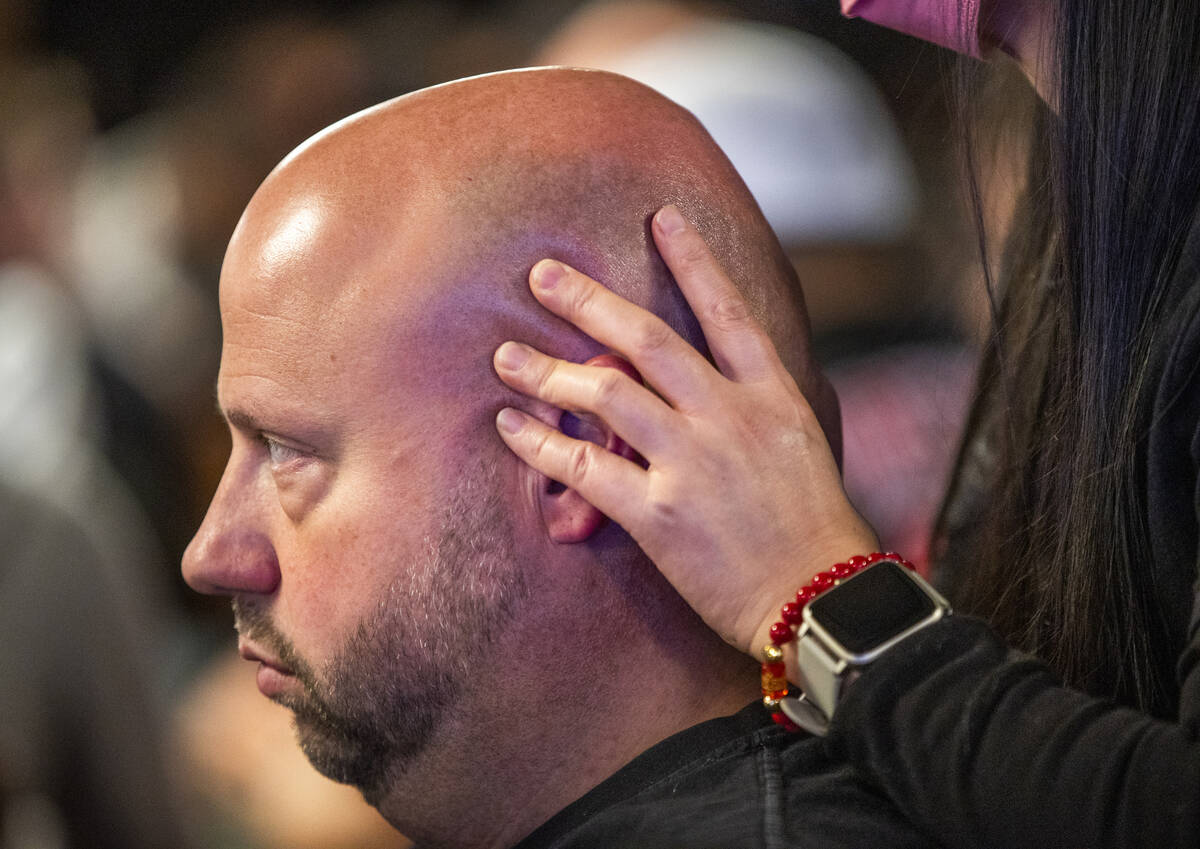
[938,0,1200,715]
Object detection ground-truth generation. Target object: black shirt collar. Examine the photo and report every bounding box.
[512,701,773,849]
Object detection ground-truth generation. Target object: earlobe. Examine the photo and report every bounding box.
[539,354,642,544]
[543,484,608,544]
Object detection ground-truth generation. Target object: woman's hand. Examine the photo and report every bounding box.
[493,205,878,656]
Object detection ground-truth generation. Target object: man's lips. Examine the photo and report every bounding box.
[237,637,293,672]
[238,638,297,696]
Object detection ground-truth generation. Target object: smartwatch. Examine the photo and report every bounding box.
[780,559,951,736]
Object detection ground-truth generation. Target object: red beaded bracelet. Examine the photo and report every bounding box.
[760,552,914,731]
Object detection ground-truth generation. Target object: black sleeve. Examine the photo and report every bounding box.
[826,614,1200,849]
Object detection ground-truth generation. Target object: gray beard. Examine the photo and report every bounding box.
[233,461,527,803]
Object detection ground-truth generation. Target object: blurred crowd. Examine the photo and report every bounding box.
[0,1,992,847]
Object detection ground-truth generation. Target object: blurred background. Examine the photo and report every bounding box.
[0,0,1021,846]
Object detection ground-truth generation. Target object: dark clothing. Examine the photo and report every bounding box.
[830,617,1200,848]
[514,701,936,849]
[827,223,1200,848]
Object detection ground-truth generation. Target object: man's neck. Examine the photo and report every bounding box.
[372,591,758,849]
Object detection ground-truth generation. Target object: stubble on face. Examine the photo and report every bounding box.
[233,458,528,804]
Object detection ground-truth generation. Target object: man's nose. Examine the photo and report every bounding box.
[182,464,281,597]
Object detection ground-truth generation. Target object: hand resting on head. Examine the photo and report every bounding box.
[494,204,879,657]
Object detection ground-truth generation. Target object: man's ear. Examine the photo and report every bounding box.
[539,354,642,544]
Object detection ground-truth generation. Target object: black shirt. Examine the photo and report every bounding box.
[514,701,937,849]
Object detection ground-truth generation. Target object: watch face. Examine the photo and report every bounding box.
[808,561,937,656]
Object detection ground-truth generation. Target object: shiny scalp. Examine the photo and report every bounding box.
[233,67,822,404]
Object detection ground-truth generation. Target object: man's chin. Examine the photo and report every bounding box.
[292,716,397,802]
[268,665,444,803]
[272,694,398,799]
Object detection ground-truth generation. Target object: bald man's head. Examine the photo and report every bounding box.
[223,67,823,413]
[186,68,829,839]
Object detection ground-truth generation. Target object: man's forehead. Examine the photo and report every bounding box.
[220,168,449,331]
[216,203,513,429]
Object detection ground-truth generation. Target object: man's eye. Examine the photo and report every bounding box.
[263,436,304,466]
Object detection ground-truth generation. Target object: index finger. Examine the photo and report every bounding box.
[529,258,722,412]
[652,205,780,382]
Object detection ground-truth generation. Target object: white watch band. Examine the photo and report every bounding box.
[779,562,950,736]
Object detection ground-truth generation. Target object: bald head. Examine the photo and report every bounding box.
[224,67,822,417]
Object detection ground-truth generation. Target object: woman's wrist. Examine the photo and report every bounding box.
[746,530,881,656]
[759,549,942,734]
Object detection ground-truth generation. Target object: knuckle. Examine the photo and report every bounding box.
[567,440,594,482]
[676,236,711,271]
[645,493,676,525]
[591,368,626,407]
[564,276,599,319]
[529,426,555,459]
[633,318,675,359]
[643,489,685,534]
[707,292,753,329]
[532,358,560,398]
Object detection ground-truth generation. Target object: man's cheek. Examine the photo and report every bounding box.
[281,524,393,627]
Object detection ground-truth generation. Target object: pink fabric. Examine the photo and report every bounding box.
[841,0,984,58]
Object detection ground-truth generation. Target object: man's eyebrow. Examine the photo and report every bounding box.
[213,384,266,433]
[224,408,264,433]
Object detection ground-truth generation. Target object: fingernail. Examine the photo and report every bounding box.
[496,407,525,434]
[495,341,532,371]
[533,259,566,290]
[655,205,686,236]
